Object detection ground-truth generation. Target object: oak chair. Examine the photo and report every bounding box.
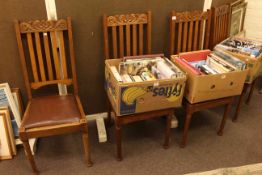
[14,17,92,174]
[209,4,231,49]
[169,10,211,55]
[103,11,173,160]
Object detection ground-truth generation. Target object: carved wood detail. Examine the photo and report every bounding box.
[20,19,68,33]
[107,13,148,26]
[215,4,230,16]
[173,11,208,22]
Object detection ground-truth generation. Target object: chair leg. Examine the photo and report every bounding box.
[233,84,248,122]
[115,118,123,161]
[163,113,172,149]
[217,101,232,136]
[106,98,112,126]
[22,140,39,174]
[82,127,93,167]
[246,80,256,105]
[180,113,192,148]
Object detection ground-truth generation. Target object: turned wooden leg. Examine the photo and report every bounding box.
[233,84,248,122]
[180,112,192,148]
[22,139,39,174]
[163,112,172,149]
[217,100,232,136]
[246,80,256,105]
[82,127,93,167]
[106,98,112,126]
[115,117,122,161]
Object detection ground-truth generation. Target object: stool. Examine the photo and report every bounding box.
[180,97,233,148]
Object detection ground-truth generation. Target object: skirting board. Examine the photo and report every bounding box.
[16,138,37,155]
[86,112,178,143]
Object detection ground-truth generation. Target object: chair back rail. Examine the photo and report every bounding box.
[169,10,211,55]
[14,18,78,99]
[103,11,152,59]
[210,4,230,49]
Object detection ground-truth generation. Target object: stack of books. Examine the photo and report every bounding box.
[110,56,184,83]
[215,37,262,58]
[178,51,246,75]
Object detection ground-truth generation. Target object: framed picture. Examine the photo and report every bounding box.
[11,88,24,118]
[0,109,13,160]
[0,83,21,138]
[0,108,16,155]
[229,1,248,36]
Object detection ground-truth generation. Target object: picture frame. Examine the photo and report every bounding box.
[229,0,248,36]
[0,109,13,160]
[11,88,24,118]
[0,83,21,138]
[0,108,16,155]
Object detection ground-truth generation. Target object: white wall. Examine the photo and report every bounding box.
[244,0,262,40]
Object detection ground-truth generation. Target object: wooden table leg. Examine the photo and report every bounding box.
[115,118,123,161]
[233,84,248,122]
[180,110,192,148]
[163,112,172,149]
[217,100,232,136]
[246,80,256,105]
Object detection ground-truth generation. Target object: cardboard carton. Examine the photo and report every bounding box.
[105,59,186,116]
[215,37,262,84]
[171,50,248,104]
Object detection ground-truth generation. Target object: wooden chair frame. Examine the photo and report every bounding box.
[14,17,92,174]
[209,4,231,49]
[169,10,211,55]
[103,11,173,160]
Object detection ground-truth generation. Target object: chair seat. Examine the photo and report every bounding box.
[21,95,82,129]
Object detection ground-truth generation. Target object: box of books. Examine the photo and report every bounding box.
[171,50,248,104]
[215,37,262,83]
[105,54,187,116]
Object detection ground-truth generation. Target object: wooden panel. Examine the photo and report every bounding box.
[112,26,118,58]
[34,32,46,81]
[58,31,68,79]
[50,31,61,79]
[188,21,194,51]
[43,33,54,80]
[125,25,131,56]
[26,33,39,82]
[106,13,148,26]
[177,22,183,53]
[182,22,188,52]
[193,20,199,51]
[20,19,68,33]
[139,24,143,55]
[132,24,137,55]
[119,25,124,58]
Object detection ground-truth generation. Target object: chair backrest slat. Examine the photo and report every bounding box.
[169,10,211,55]
[125,25,131,56]
[34,32,46,81]
[43,33,54,80]
[26,33,39,82]
[103,11,151,59]
[50,31,62,80]
[132,24,137,56]
[210,4,230,49]
[14,18,78,99]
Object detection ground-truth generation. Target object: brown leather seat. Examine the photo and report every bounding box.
[22,95,81,129]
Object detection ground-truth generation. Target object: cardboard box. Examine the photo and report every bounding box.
[171,50,248,104]
[215,37,262,84]
[105,59,186,116]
